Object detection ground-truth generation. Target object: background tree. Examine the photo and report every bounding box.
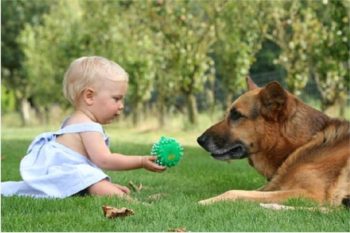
[142,0,188,128]
[1,0,51,125]
[151,0,216,125]
[114,2,158,126]
[19,0,84,123]
[268,0,349,116]
[212,0,269,109]
[3,0,349,127]
[268,0,320,96]
[309,0,350,116]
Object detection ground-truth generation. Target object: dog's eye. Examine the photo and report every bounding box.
[230,108,245,121]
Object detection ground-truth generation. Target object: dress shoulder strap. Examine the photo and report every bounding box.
[55,122,104,135]
[26,122,108,154]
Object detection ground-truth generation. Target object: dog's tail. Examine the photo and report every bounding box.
[342,196,350,209]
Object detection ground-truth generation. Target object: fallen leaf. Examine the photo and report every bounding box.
[102,205,134,219]
[146,193,167,202]
[168,227,187,232]
[128,181,143,192]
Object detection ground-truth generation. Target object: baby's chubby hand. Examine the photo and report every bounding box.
[141,156,166,172]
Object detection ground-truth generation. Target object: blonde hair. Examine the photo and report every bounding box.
[63,56,128,104]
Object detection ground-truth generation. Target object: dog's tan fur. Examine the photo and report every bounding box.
[197,77,350,206]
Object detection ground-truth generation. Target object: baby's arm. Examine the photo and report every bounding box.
[80,131,166,172]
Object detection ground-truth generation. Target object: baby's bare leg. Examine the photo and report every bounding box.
[88,179,131,199]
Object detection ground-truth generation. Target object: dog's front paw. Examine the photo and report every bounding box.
[198,198,215,205]
[198,191,239,205]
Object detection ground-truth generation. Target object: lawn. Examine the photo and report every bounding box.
[1,126,349,232]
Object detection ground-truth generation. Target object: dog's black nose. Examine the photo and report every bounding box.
[197,134,208,147]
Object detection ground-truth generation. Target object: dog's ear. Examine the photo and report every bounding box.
[259,81,287,121]
[246,76,258,90]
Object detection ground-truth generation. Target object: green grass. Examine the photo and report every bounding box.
[1,128,350,232]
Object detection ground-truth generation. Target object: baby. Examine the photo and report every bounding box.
[1,56,166,199]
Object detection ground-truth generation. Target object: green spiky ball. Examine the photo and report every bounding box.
[151,136,184,167]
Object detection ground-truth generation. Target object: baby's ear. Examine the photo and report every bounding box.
[82,88,95,105]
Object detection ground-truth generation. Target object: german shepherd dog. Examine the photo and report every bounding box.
[197,77,350,207]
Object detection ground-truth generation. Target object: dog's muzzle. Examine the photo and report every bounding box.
[197,134,248,160]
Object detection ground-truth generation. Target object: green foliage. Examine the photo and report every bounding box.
[2,0,349,125]
[1,84,16,113]
[1,0,50,85]
[19,0,86,109]
[309,0,350,112]
[1,0,51,114]
[212,0,269,107]
[142,0,216,124]
[268,0,349,115]
[114,2,158,124]
[269,1,317,95]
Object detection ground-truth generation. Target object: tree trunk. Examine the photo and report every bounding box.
[206,89,215,120]
[132,101,142,127]
[20,99,31,126]
[185,93,198,125]
[32,103,46,125]
[157,98,166,128]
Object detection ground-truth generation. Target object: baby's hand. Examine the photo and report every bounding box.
[142,156,166,172]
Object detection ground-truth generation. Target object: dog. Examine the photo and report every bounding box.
[197,77,350,207]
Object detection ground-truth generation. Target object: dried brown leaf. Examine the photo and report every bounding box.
[168,227,187,232]
[128,181,143,192]
[102,205,134,219]
[146,193,167,202]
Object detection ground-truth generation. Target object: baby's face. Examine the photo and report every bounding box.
[90,79,128,124]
